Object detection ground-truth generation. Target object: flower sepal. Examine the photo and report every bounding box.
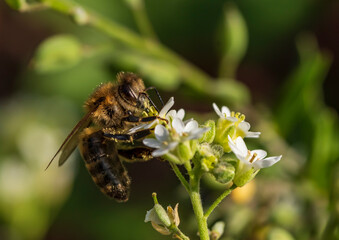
[233,163,258,187]
[176,140,198,164]
[199,120,216,144]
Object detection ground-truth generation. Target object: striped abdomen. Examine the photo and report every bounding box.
[79,129,131,202]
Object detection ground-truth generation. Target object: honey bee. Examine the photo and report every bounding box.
[46,72,163,202]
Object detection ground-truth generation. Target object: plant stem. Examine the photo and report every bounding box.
[204,184,236,219]
[189,174,210,240]
[170,162,190,193]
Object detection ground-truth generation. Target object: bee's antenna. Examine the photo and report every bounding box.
[145,86,164,107]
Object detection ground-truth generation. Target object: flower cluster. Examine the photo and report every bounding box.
[137,97,281,187]
[139,97,282,239]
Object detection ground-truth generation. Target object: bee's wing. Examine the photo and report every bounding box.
[45,111,92,170]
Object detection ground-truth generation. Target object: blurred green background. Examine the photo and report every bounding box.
[0,0,338,239]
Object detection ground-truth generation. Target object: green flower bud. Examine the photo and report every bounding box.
[199,120,216,143]
[198,143,218,172]
[212,155,235,184]
[214,118,236,152]
[212,161,235,184]
[154,203,171,227]
[145,193,171,227]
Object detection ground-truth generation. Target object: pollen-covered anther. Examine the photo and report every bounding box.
[249,152,257,163]
[230,111,246,121]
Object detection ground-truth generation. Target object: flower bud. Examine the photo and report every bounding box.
[199,120,216,144]
[210,221,225,240]
[198,143,218,172]
[214,118,236,152]
[211,155,235,184]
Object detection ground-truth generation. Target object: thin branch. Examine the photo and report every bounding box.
[169,162,190,193]
[204,184,237,219]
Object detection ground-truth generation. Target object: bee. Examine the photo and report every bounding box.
[46,72,163,202]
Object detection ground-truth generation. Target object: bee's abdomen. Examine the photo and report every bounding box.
[80,129,130,202]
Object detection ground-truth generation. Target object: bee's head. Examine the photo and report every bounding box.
[117,72,150,110]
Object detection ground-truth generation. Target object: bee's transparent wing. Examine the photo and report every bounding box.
[45,111,92,170]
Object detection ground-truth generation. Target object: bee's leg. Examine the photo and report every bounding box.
[122,114,158,123]
[103,129,152,142]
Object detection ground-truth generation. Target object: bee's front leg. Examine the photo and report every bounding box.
[122,111,168,124]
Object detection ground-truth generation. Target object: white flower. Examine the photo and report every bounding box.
[129,97,174,133]
[166,109,185,121]
[171,118,209,140]
[143,125,178,157]
[143,118,209,157]
[213,103,260,138]
[228,136,281,170]
[213,103,237,122]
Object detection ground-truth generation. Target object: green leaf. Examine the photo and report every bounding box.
[33,35,83,73]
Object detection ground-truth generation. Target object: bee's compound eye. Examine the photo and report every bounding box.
[120,84,138,101]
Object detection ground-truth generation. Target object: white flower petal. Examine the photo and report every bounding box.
[145,208,162,224]
[228,135,246,160]
[152,147,170,157]
[177,109,185,120]
[159,97,174,116]
[246,131,261,138]
[221,106,231,117]
[143,138,162,148]
[252,155,282,169]
[226,117,238,122]
[234,137,248,156]
[238,121,250,132]
[167,141,179,150]
[128,124,146,133]
[184,120,198,133]
[187,127,209,140]
[172,118,185,134]
[212,103,222,118]
[251,150,267,160]
[154,125,170,142]
[166,110,176,120]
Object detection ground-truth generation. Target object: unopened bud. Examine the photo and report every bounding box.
[210,221,225,240]
[214,118,236,152]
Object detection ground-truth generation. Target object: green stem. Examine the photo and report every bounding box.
[170,162,190,193]
[127,0,158,41]
[204,184,236,219]
[189,175,210,240]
